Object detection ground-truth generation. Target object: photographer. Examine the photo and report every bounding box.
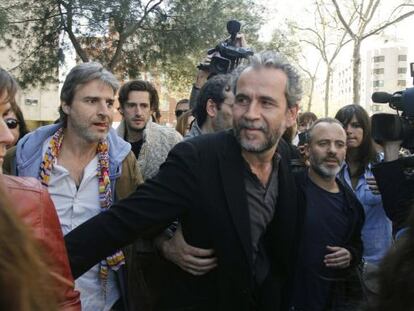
[363,140,414,311]
[371,140,413,238]
[370,78,414,237]
[189,21,251,109]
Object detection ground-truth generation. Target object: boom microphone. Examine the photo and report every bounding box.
[372,92,393,103]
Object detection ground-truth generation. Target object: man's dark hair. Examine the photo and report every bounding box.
[298,112,317,127]
[175,99,189,109]
[118,80,159,112]
[193,74,232,127]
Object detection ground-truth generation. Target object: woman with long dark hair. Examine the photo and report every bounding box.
[335,105,392,266]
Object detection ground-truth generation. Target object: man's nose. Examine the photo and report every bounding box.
[97,101,113,117]
[244,101,261,120]
[328,143,338,154]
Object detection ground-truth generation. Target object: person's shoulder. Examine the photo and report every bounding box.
[185,130,234,148]
[171,130,236,160]
[1,175,44,193]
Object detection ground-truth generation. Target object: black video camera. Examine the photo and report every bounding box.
[198,20,254,75]
[371,62,414,149]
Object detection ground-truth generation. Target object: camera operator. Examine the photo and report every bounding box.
[370,67,414,238]
[189,22,250,109]
[371,140,414,238]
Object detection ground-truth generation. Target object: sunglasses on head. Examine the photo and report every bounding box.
[5,118,19,129]
[175,109,189,118]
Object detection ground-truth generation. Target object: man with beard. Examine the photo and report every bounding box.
[186,74,234,138]
[117,80,182,180]
[5,63,143,311]
[290,118,364,311]
[64,51,302,311]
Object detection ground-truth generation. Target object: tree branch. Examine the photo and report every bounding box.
[108,0,164,70]
[58,0,89,62]
[332,0,357,39]
[362,9,414,40]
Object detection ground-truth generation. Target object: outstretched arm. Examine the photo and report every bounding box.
[65,141,200,278]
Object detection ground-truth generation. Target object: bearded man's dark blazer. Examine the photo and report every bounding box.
[65,130,302,311]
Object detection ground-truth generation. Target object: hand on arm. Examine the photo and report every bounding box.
[324,246,352,269]
[157,225,217,276]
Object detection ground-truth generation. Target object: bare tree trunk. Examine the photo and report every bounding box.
[352,39,361,104]
[108,35,126,71]
[307,77,315,112]
[59,0,89,62]
[324,67,332,116]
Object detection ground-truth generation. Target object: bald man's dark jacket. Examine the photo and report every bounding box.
[65,130,302,311]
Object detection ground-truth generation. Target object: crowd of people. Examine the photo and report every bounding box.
[0,49,414,311]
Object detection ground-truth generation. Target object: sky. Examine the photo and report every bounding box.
[254,0,414,77]
[256,0,414,55]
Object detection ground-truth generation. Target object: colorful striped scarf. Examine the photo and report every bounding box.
[39,127,125,292]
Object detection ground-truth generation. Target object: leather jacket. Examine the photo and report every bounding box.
[1,175,81,311]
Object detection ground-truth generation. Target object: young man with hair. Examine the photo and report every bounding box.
[65,51,302,311]
[117,80,182,180]
[5,63,143,311]
[0,68,81,310]
[290,118,364,310]
[187,74,234,138]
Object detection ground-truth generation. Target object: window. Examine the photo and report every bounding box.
[373,80,384,87]
[25,98,38,106]
[372,105,383,112]
[398,55,407,61]
[397,80,406,87]
[373,56,385,62]
[373,68,384,74]
[398,67,407,74]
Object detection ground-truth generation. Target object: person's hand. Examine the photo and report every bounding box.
[366,176,380,195]
[235,33,247,47]
[158,225,217,276]
[324,246,352,269]
[194,55,213,88]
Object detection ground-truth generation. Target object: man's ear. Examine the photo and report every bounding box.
[118,107,124,116]
[206,99,217,118]
[61,102,70,115]
[286,104,299,128]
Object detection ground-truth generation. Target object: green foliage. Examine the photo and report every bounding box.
[1,0,60,88]
[262,27,301,63]
[1,0,263,93]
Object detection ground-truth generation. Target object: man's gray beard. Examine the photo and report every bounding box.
[310,159,342,179]
[233,126,278,154]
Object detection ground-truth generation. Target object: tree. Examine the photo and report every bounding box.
[297,57,321,113]
[2,0,262,93]
[264,26,320,113]
[331,0,414,104]
[294,0,352,116]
